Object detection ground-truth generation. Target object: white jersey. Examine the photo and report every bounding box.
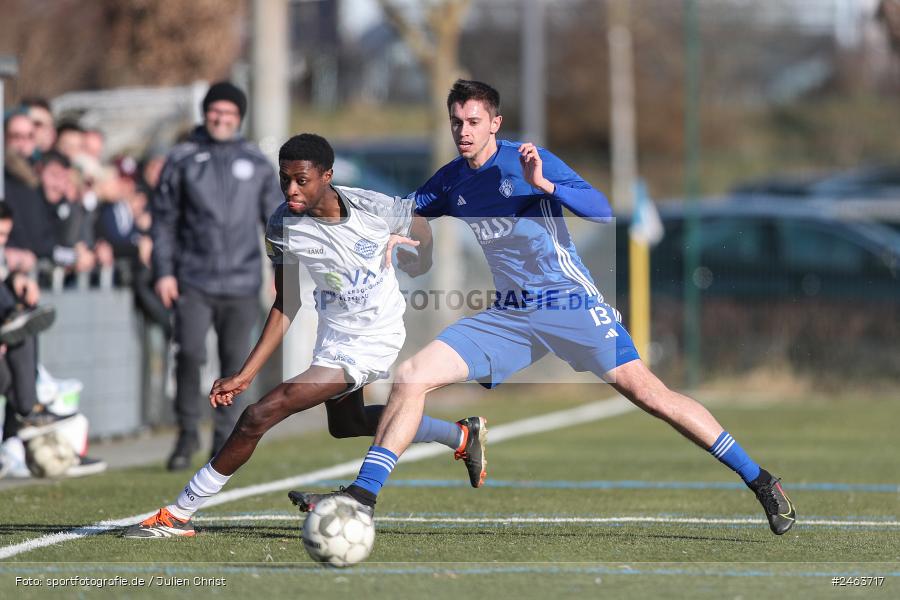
[265,185,414,336]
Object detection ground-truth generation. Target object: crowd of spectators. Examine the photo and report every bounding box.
[1,98,173,479]
[3,99,165,292]
[1,83,280,480]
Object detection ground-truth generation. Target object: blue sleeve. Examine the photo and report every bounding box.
[539,149,612,222]
[413,169,449,218]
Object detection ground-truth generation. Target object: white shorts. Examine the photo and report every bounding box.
[310,323,406,397]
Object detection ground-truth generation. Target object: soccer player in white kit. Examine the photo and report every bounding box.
[124,134,486,538]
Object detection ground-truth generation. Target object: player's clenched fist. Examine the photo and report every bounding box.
[209,374,251,407]
[518,142,555,195]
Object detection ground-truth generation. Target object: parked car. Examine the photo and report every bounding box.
[576,199,899,381]
[731,166,900,233]
[579,199,900,301]
[331,154,406,197]
[333,138,431,195]
[732,165,900,199]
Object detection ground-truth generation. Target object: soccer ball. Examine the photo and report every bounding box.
[26,431,78,478]
[301,495,375,567]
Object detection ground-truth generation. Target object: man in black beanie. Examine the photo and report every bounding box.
[151,81,282,470]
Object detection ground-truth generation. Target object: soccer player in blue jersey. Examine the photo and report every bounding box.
[291,80,795,535]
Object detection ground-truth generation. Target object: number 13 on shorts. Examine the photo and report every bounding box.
[588,305,612,327]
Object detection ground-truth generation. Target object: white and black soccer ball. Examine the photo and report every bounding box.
[301,495,375,567]
[26,431,78,478]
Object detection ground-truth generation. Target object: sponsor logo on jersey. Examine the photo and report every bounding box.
[231,158,255,180]
[300,247,325,255]
[343,268,378,287]
[324,272,343,291]
[354,238,378,259]
[194,152,211,163]
[468,218,514,243]
[605,328,619,338]
[323,268,380,294]
[457,195,466,206]
[499,178,514,198]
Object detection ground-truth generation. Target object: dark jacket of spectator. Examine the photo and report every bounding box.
[47,196,88,250]
[150,126,282,296]
[96,200,141,259]
[4,168,56,259]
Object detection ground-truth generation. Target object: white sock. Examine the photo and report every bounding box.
[167,462,230,520]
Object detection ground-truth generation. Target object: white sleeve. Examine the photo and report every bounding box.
[384,195,415,237]
[343,187,415,237]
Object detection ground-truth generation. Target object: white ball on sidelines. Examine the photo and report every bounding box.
[26,432,78,478]
[301,495,375,568]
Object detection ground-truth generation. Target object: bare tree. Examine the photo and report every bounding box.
[879,0,900,52]
[0,0,244,101]
[375,0,472,327]
[376,0,472,171]
[98,0,245,88]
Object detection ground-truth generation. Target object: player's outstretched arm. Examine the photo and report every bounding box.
[209,264,301,407]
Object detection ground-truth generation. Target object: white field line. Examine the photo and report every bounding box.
[0,397,634,561]
[193,514,900,528]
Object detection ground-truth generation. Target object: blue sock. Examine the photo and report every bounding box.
[412,416,463,449]
[351,446,398,496]
[709,431,761,484]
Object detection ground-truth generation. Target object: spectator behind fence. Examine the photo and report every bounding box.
[54,122,84,161]
[4,111,36,166]
[21,97,56,159]
[83,128,105,162]
[3,111,40,274]
[49,121,102,273]
[5,151,95,276]
[151,81,282,470]
[95,156,170,335]
[38,151,96,274]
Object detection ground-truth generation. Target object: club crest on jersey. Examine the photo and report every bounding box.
[499,178,514,198]
[354,238,378,259]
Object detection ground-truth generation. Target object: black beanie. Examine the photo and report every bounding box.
[202,82,247,119]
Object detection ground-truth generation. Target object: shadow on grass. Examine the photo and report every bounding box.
[0,524,92,535]
[378,528,764,544]
[194,525,300,539]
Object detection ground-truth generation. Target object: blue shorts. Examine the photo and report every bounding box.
[437,297,640,388]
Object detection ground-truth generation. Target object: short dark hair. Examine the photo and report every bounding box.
[447,79,501,117]
[0,202,13,221]
[278,134,334,172]
[40,150,71,169]
[56,121,84,136]
[21,97,51,112]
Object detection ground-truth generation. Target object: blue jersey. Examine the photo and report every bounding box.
[414,140,612,304]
